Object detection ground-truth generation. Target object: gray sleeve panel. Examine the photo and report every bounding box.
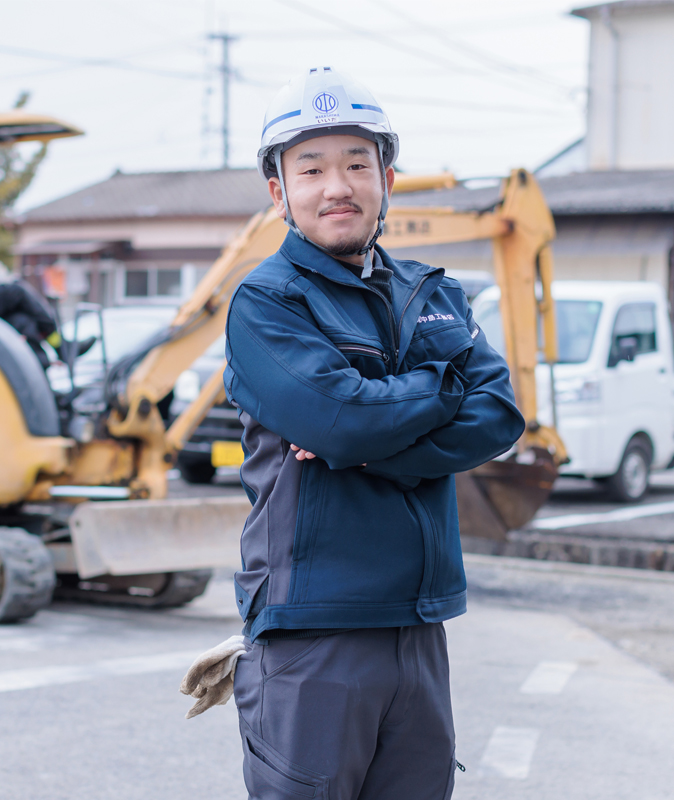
[0,319,60,437]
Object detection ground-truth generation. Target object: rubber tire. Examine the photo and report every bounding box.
[178,455,216,485]
[0,527,56,623]
[606,441,651,503]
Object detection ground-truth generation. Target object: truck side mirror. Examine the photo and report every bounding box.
[608,335,638,367]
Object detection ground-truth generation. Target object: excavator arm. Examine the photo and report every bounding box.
[101,169,566,545]
[56,169,565,545]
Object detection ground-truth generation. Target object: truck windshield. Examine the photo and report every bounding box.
[474,299,602,364]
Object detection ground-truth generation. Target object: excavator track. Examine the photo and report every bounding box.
[53,569,213,608]
[0,527,56,622]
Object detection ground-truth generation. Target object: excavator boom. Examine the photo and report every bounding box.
[113,170,565,544]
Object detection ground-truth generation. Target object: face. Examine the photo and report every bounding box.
[268,134,395,263]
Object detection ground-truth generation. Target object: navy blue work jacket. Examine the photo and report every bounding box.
[224,230,525,641]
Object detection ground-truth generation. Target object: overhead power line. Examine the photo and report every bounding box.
[379,94,570,116]
[0,43,207,81]
[367,0,578,94]
[271,0,580,104]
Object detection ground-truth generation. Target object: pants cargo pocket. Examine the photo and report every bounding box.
[241,721,328,799]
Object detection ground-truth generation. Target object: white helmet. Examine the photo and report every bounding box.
[258,66,398,180]
[258,67,398,266]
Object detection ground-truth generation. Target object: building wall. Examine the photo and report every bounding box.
[15,216,247,251]
[15,215,251,314]
[554,251,668,287]
[586,5,674,169]
[389,215,673,295]
[431,252,669,290]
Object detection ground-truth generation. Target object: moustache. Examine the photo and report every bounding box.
[319,202,362,217]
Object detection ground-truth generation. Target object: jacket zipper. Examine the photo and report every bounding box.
[396,275,432,364]
[337,343,389,362]
[365,286,399,370]
[369,273,434,373]
[406,492,439,600]
[305,261,437,373]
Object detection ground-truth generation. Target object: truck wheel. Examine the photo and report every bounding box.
[0,527,56,623]
[606,441,651,503]
[178,455,216,484]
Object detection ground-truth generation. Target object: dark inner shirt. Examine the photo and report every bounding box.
[339,252,394,306]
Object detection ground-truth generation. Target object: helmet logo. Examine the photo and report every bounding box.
[313,92,339,115]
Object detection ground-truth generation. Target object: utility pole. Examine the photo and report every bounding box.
[208,32,237,168]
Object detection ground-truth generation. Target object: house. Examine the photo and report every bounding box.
[388,169,674,297]
[14,0,674,312]
[388,0,674,305]
[14,168,270,316]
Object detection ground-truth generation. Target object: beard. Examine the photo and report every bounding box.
[323,232,370,257]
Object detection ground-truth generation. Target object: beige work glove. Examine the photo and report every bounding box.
[180,634,247,719]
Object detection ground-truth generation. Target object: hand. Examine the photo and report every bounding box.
[290,444,365,467]
[290,444,316,461]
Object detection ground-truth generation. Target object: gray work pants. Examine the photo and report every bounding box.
[233,624,457,800]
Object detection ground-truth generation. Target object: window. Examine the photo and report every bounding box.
[556,300,602,364]
[124,267,183,300]
[156,269,182,297]
[126,270,149,297]
[608,303,656,367]
[473,298,603,365]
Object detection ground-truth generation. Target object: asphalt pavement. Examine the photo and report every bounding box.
[1,470,673,799]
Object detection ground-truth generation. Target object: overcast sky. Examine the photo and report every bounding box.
[2,0,590,212]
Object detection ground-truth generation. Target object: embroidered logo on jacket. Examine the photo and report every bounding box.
[417,313,454,324]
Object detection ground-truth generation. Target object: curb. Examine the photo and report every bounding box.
[461,530,674,573]
[462,552,674,584]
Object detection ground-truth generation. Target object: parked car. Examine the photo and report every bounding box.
[471,281,674,501]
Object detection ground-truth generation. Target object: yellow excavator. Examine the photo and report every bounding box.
[0,110,566,622]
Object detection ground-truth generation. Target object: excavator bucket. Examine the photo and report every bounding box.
[456,450,558,541]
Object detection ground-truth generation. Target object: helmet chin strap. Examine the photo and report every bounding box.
[273,141,389,279]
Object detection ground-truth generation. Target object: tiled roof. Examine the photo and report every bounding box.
[21,166,674,225]
[390,169,674,216]
[21,168,271,223]
[572,0,674,18]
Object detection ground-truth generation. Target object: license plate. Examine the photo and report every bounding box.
[211,440,245,467]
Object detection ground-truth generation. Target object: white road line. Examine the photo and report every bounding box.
[520,661,577,694]
[0,651,196,693]
[531,500,674,530]
[480,727,540,779]
[481,726,540,780]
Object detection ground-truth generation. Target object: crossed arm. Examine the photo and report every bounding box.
[225,283,524,479]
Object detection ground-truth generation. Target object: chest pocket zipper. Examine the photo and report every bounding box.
[337,343,390,363]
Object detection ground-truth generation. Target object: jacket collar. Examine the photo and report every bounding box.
[279,230,440,289]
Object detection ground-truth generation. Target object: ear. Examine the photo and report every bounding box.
[268,178,286,219]
[385,166,395,199]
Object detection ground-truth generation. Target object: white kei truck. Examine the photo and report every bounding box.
[471,281,674,502]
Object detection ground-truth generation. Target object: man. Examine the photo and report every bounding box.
[225,67,524,799]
